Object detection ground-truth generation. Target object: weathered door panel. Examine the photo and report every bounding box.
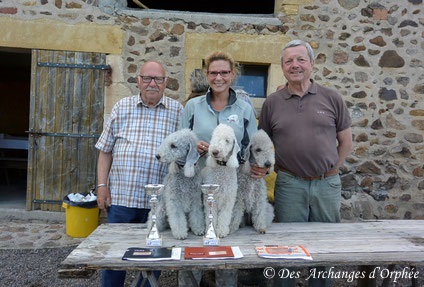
[27,50,106,211]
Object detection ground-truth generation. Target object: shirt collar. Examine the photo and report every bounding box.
[205,87,237,105]
[281,80,316,99]
[137,93,166,108]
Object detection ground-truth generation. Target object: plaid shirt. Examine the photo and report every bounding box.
[95,94,183,208]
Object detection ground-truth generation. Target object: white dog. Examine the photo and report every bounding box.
[202,124,240,238]
[231,129,275,234]
[150,128,205,240]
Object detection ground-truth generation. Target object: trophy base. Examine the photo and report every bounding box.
[146,237,162,247]
[203,237,220,246]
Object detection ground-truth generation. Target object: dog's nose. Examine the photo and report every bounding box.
[212,150,219,157]
[156,154,161,160]
[264,161,271,168]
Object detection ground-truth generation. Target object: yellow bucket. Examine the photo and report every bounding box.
[62,201,99,238]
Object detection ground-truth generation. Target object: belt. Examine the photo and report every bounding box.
[275,165,339,181]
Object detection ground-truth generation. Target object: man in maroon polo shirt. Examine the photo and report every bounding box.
[259,39,353,287]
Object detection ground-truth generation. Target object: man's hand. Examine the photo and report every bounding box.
[250,165,270,179]
[97,186,111,211]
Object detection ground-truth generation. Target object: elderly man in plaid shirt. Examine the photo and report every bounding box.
[95,60,183,287]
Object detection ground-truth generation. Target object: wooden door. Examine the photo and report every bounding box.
[27,50,107,211]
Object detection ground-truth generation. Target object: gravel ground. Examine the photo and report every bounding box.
[0,246,422,287]
[0,246,177,287]
[0,247,100,287]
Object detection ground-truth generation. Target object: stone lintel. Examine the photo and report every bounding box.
[0,18,123,54]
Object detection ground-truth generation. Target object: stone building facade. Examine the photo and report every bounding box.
[0,0,423,219]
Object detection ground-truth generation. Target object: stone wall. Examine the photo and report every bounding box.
[279,0,424,220]
[0,0,423,220]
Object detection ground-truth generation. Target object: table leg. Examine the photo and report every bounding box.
[142,270,159,287]
[131,272,143,287]
[357,265,376,287]
[381,265,395,287]
[188,271,200,287]
[132,271,159,287]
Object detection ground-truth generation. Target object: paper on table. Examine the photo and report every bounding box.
[255,245,312,260]
[185,246,243,260]
[122,247,182,261]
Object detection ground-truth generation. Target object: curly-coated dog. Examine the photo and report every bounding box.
[230,129,275,234]
[148,128,205,240]
[202,123,240,238]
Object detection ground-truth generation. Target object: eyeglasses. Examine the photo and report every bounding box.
[139,75,166,84]
[207,70,231,78]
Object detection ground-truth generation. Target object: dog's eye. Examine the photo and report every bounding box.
[170,143,177,149]
[255,148,262,153]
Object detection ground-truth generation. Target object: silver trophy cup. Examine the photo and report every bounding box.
[201,184,220,246]
[145,183,164,246]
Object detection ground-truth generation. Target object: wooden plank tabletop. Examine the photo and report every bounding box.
[59,220,424,278]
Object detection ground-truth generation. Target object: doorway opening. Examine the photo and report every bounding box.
[0,48,31,209]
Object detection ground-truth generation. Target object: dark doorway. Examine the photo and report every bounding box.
[0,48,31,209]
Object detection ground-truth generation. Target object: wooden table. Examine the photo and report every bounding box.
[59,220,424,286]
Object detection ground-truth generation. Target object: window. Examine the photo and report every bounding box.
[234,64,268,98]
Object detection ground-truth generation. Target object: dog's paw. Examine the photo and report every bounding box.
[189,221,206,236]
[190,224,205,236]
[171,230,188,240]
[229,225,238,234]
[257,228,267,234]
[192,229,205,236]
[217,227,230,238]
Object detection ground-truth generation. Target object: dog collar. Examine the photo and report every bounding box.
[175,159,186,169]
[216,160,227,166]
[175,159,197,169]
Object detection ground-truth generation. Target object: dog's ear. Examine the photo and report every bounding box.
[227,139,240,168]
[184,141,200,177]
[240,143,252,173]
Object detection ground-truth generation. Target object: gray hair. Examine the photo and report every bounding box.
[136,60,166,76]
[281,40,315,63]
[190,69,209,93]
